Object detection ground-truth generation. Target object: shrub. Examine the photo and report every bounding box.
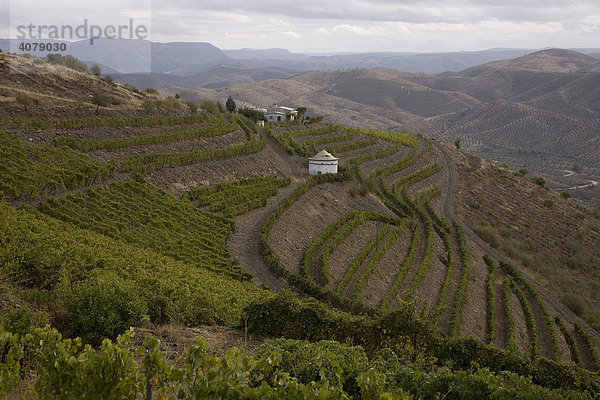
[543,199,554,208]
[90,64,101,75]
[101,75,114,85]
[560,190,571,199]
[65,275,148,344]
[122,83,140,94]
[16,94,34,110]
[185,100,198,114]
[0,306,49,336]
[518,168,529,176]
[473,221,500,248]
[46,54,89,73]
[91,92,111,113]
[144,88,159,95]
[142,99,156,114]
[562,293,584,316]
[531,176,545,187]
[358,184,369,196]
[349,185,358,197]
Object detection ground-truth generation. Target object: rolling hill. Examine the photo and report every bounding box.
[1,52,600,397]
[166,49,600,206]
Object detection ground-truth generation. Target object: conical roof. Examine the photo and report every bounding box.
[309,149,338,161]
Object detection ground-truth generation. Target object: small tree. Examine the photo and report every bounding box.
[16,94,34,111]
[454,137,461,150]
[90,64,101,76]
[91,92,110,114]
[225,96,236,113]
[175,93,181,100]
[296,106,307,118]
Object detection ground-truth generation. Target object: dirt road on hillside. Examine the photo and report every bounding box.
[229,134,306,290]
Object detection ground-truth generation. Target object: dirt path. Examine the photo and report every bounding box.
[229,134,305,290]
[432,141,458,219]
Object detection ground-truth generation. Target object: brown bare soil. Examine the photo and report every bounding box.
[270,182,393,275]
[327,221,378,290]
[362,227,412,307]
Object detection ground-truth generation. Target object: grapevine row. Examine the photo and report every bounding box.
[574,323,600,371]
[393,163,443,192]
[326,136,379,155]
[504,276,518,351]
[11,113,214,130]
[483,256,499,345]
[36,178,250,281]
[116,135,265,174]
[336,224,391,296]
[352,222,409,302]
[450,220,472,336]
[555,316,584,367]
[379,224,421,310]
[512,279,541,359]
[500,260,562,360]
[182,176,290,218]
[53,119,237,151]
[317,211,401,285]
[0,130,114,199]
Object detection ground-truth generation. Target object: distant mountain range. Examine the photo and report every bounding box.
[1,38,599,89]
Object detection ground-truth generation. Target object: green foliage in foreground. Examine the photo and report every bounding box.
[0,130,114,199]
[245,291,600,396]
[0,201,269,335]
[1,326,592,399]
[37,178,249,281]
[182,176,291,217]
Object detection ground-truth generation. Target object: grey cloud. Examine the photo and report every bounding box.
[154,0,598,24]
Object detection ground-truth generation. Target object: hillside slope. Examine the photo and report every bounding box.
[1,52,600,396]
[169,49,600,205]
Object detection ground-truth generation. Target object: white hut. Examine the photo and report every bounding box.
[309,150,338,175]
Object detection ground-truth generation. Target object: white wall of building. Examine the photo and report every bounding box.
[309,161,338,175]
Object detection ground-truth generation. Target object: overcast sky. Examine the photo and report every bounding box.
[3,0,600,53]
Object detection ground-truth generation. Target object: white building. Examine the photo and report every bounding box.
[309,150,338,175]
[265,105,298,122]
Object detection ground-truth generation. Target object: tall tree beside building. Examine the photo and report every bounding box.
[226,96,236,113]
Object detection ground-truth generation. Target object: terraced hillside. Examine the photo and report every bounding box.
[259,122,600,370]
[169,49,600,205]
[2,53,600,396]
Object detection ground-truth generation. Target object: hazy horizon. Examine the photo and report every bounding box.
[3,0,600,54]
